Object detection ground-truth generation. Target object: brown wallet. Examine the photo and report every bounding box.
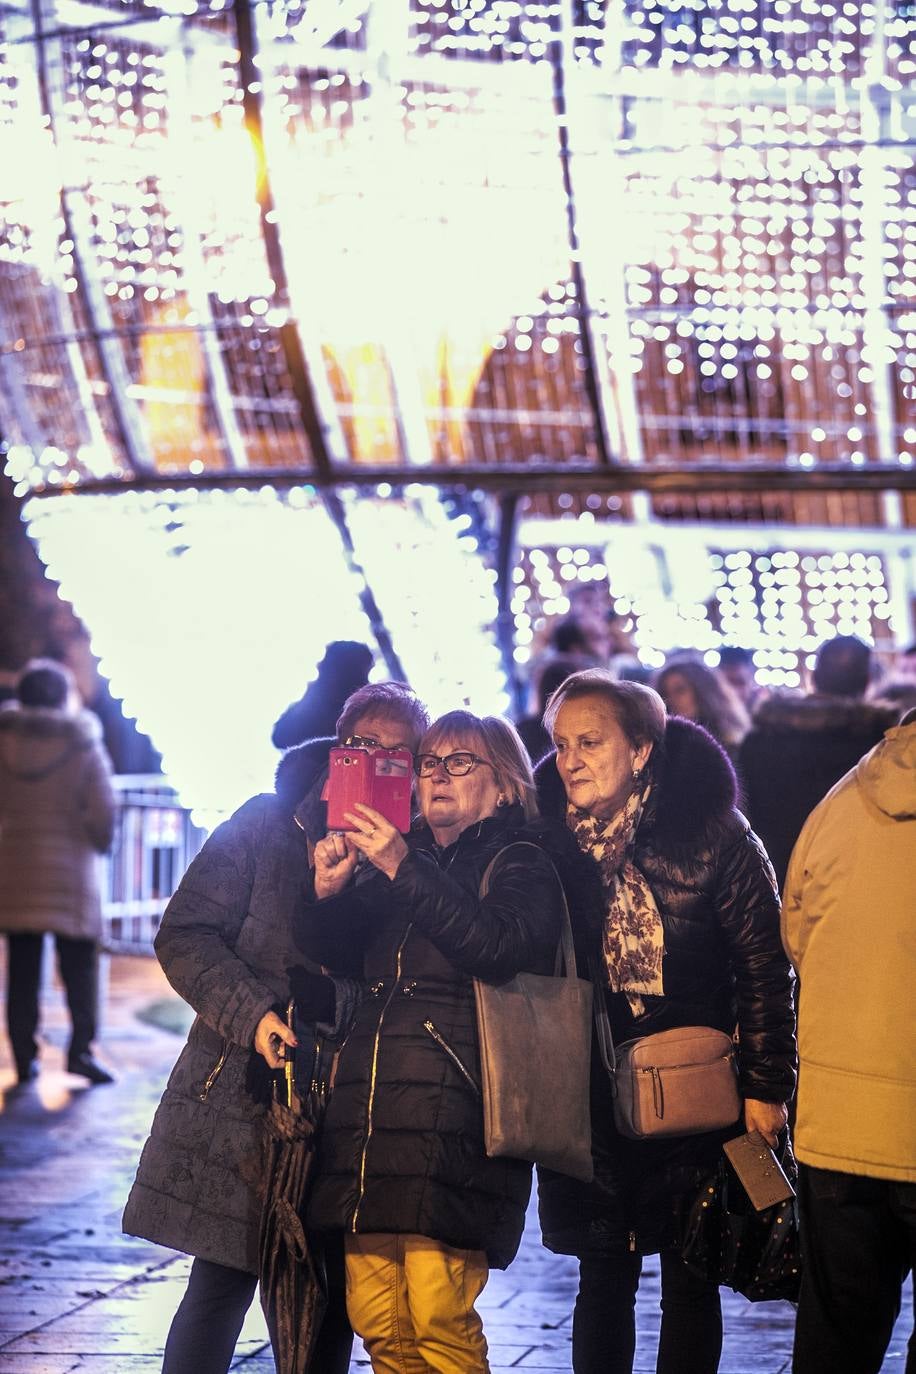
[723,1130,795,1211]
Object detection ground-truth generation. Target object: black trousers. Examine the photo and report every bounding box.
[573,1248,723,1374]
[794,1163,916,1374]
[162,1239,353,1374]
[5,931,98,1070]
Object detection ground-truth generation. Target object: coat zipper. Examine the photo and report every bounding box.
[423,1020,481,1098]
[351,924,413,1233]
[199,1044,229,1101]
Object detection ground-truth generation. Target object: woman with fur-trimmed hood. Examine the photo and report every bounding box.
[534,670,796,1374]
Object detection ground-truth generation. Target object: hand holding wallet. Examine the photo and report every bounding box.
[722,1130,796,1211]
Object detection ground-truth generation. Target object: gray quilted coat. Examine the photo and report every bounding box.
[122,741,349,1274]
[0,704,115,939]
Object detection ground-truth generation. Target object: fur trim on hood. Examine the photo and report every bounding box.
[750,691,899,737]
[274,736,334,808]
[535,716,738,853]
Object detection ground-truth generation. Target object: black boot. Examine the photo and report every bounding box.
[66,1051,115,1085]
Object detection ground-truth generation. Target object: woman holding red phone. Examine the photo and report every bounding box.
[122,681,428,1374]
[301,710,566,1374]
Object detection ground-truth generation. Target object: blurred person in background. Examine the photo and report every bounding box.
[653,655,750,766]
[550,618,600,664]
[271,640,374,750]
[739,634,898,891]
[716,646,763,713]
[895,641,916,682]
[782,709,916,1374]
[0,658,116,1086]
[516,656,582,768]
[611,658,654,687]
[868,678,916,718]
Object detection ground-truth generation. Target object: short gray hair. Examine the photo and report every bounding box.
[543,668,666,754]
[336,681,430,749]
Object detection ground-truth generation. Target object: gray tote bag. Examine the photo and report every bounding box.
[474,843,594,1183]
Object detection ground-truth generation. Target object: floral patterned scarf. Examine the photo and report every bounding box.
[567,784,664,1017]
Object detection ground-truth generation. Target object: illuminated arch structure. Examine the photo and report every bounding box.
[1,0,914,820]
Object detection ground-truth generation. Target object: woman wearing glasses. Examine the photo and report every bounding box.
[123,681,429,1374]
[300,710,565,1374]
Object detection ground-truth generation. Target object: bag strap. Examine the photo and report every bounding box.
[478,842,579,982]
[590,955,617,1078]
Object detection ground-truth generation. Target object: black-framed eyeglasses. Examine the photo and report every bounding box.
[343,734,409,753]
[414,752,494,778]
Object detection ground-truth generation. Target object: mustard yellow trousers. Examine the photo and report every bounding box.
[344,1232,491,1374]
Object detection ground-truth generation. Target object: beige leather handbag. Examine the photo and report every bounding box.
[595,1001,741,1140]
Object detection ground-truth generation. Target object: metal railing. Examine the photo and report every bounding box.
[102,775,206,955]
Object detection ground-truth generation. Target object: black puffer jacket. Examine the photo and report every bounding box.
[297,805,564,1270]
[739,692,898,890]
[535,717,796,1258]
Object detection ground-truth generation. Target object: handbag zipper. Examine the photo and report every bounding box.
[351,924,413,1233]
[423,1020,481,1098]
[633,1051,734,1074]
[198,1044,229,1101]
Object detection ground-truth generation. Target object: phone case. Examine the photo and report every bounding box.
[326,747,413,833]
[723,1130,795,1211]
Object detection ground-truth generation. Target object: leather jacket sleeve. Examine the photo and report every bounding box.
[712,818,797,1103]
[389,842,563,983]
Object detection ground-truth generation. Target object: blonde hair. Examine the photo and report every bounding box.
[419,710,538,821]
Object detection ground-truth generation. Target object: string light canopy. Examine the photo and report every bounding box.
[20,482,512,823]
[2,0,915,815]
[0,0,913,497]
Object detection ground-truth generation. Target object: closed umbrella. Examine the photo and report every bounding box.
[259,1004,328,1374]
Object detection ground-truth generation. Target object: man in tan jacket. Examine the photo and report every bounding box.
[782,710,916,1374]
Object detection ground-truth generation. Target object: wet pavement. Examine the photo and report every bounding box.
[0,950,910,1373]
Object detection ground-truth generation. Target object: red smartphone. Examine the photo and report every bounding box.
[326,747,413,833]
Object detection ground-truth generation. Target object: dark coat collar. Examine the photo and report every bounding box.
[408,802,529,860]
[535,716,737,853]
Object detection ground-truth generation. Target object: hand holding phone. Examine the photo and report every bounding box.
[343,802,408,881]
[313,831,358,900]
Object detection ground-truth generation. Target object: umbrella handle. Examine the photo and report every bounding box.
[284,999,295,1108]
